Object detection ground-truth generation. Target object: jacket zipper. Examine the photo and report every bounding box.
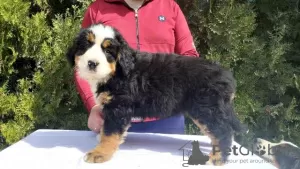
[134,9,140,51]
[122,1,148,51]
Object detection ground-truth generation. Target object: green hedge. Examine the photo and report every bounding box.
[1,0,299,151]
[180,0,300,147]
[0,0,92,148]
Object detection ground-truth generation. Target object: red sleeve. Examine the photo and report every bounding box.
[74,3,98,114]
[74,69,96,114]
[173,3,200,57]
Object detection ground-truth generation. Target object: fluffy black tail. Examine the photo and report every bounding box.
[227,103,248,134]
[232,114,248,133]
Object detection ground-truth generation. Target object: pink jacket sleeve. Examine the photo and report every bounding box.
[74,69,96,114]
[173,3,200,57]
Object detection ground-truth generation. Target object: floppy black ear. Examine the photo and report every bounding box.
[113,28,135,77]
[66,29,83,67]
[66,28,93,67]
[66,42,77,67]
[114,29,127,46]
[117,52,135,77]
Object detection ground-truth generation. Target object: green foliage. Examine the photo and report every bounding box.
[180,0,300,148]
[1,0,299,153]
[0,0,93,149]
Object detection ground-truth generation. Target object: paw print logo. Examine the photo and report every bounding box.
[256,145,266,155]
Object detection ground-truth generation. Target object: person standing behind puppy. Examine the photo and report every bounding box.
[74,0,200,134]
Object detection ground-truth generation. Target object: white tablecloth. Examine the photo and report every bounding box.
[0,129,277,169]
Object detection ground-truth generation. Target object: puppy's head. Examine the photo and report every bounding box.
[66,23,133,84]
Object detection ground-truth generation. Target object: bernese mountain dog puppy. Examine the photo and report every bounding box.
[66,23,246,166]
[255,138,300,169]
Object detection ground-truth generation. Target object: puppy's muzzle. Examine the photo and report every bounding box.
[88,60,99,71]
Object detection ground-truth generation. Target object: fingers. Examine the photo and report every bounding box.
[88,107,104,133]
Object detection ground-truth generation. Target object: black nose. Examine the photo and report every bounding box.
[88,60,98,70]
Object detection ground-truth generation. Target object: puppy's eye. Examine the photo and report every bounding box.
[103,49,110,54]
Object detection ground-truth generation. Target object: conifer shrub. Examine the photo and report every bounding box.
[179,0,300,148]
[0,0,93,149]
[1,0,299,151]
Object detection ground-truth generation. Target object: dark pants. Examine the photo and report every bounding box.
[127,114,185,134]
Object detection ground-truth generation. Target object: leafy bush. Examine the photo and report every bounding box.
[0,0,93,148]
[179,0,300,147]
[1,0,299,151]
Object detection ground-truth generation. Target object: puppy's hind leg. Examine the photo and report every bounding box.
[190,118,233,166]
[188,104,236,166]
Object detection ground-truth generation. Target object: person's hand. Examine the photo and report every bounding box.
[87,104,104,133]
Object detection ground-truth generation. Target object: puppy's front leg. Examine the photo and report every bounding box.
[84,99,132,163]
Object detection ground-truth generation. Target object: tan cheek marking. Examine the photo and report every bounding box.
[109,62,116,75]
[109,53,120,76]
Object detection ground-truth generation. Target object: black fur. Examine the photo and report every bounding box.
[66,23,247,165]
[272,144,300,169]
[255,138,300,169]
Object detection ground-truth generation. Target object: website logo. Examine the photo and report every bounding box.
[179,140,209,167]
[178,140,274,167]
